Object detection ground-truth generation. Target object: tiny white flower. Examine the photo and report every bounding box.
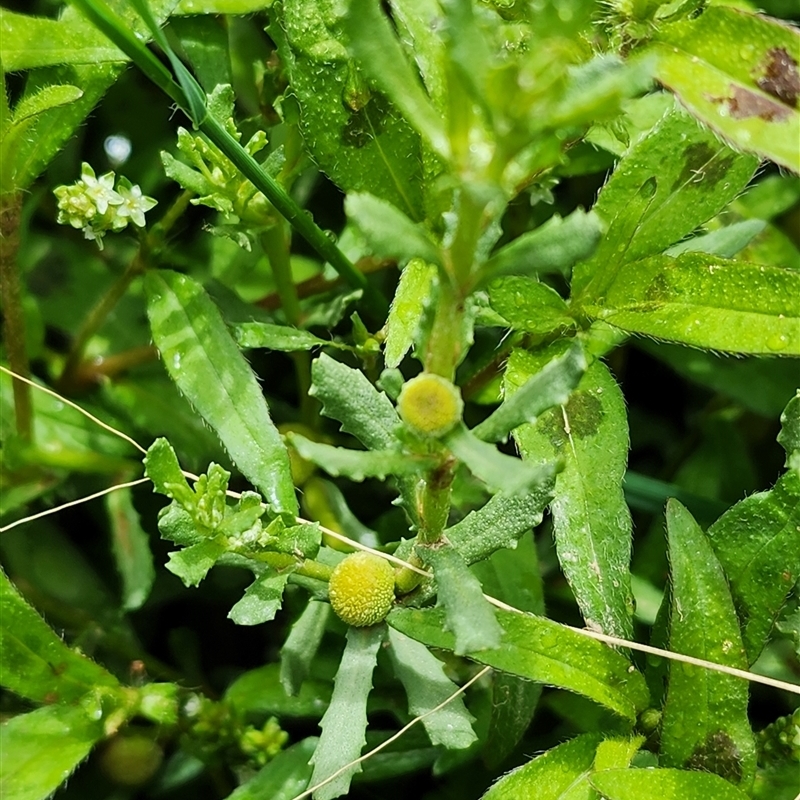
[116,183,157,228]
[79,162,122,215]
[82,225,106,250]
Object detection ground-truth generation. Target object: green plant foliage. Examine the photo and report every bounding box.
[590,767,752,800]
[308,626,384,799]
[649,7,800,172]
[508,348,635,638]
[145,270,297,514]
[0,704,105,800]
[661,501,755,787]
[2,0,799,797]
[389,607,649,722]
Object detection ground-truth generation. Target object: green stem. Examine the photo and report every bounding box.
[58,256,145,392]
[260,223,301,324]
[259,224,315,423]
[251,550,333,582]
[0,192,32,440]
[58,190,191,391]
[424,275,465,380]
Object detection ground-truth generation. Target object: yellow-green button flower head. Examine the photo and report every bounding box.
[328,551,396,627]
[397,373,463,438]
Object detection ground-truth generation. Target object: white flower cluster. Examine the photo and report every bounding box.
[54,163,157,249]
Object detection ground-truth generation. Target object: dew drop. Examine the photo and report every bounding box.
[767,334,788,351]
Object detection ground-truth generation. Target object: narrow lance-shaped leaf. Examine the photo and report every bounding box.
[345,193,441,266]
[706,469,800,662]
[229,569,291,626]
[445,423,559,496]
[0,568,120,704]
[234,322,345,353]
[472,341,586,443]
[309,625,384,800]
[650,6,800,173]
[0,704,104,800]
[145,270,297,514]
[343,0,450,159]
[443,485,555,566]
[384,258,437,368]
[508,348,635,639]
[418,542,502,655]
[583,252,800,356]
[281,600,331,696]
[387,626,477,750]
[661,500,755,787]
[473,538,544,769]
[310,354,402,450]
[106,485,155,611]
[572,102,758,299]
[285,433,435,482]
[482,209,603,282]
[389,607,650,723]
[590,767,752,800]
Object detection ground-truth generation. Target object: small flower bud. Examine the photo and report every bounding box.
[397,373,463,438]
[328,551,395,627]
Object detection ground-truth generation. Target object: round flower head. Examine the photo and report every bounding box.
[397,373,464,438]
[328,551,395,627]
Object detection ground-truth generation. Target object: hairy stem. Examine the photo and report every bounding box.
[0,192,32,440]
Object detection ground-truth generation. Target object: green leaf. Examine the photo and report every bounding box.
[225,737,318,800]
[345,192,441,266]
[650,7,800,172]
[275,0,423,218]
[480,733,602,800]
[145,270,297,514]
[0,704,104,800]
[487,276,575,336]
[389,607,649,722]
[386,626,477,749]
[309,625,384,800]
[445,424,559,496]
[226,663,331,719]
[665,219,767,259]
[310,354,403,450]
[0,7,123,69]
[285,434,434,482]
[444,486,555,566]
[590,767,752,800]
[0,567,120,704]
[228,569,291,626]
[706,470,800,662]
[171,15,231,93]
[233,322,341,352]
[483,209,604,282]
[473,538,544,769]
[778,391,800,473]
[106,485,155,611]
[165,536,228,587]
[572,103,758,299]
[472,341,586,443]
[584,252,800,355]
[143,437,195,507]
[384,258,437,368]
[508,350,634,638]
[1,84,82,190]
[419,543,502,655]
[342,0,450,159]
[281,600,331,696]
[661,501,755,787]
